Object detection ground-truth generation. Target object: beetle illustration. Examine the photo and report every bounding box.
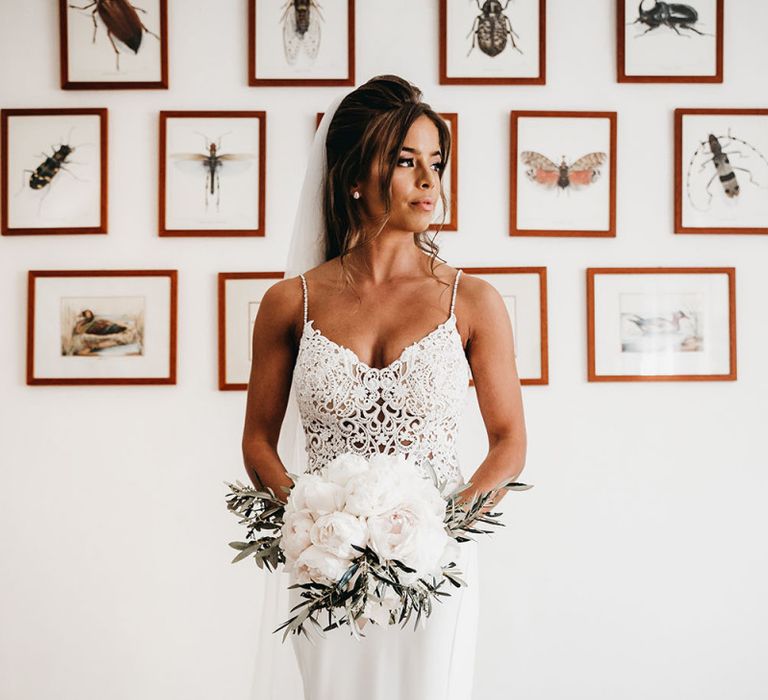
[26,144,76,191]
[630,0,707,36]
[521,151,607,191]
[280,0,324,65]
[170,132,256,211]
[685,129,768,211]
[68,0,160,70]
[466,0,523,58]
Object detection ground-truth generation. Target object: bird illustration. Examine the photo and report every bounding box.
[625,310,689,334]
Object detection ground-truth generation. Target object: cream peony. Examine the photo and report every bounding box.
[323,452,370,488]
[289,544,353,586]
[280,509,315,560]
[286,473,346,516]
[343,467,404,517]
[310,511,368,559]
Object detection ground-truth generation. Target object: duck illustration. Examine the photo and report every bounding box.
[626,310,689,335]
[67,309,137,356]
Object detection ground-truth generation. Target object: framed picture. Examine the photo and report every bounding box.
[587,267,736,382]
[59,0,168,89]
[510,111,617,237]
[159,111,266,237]
[460,266,548,385]
[249,0,355,86]
[218,272,284,390]
[439,0,546,85]
[675,108,768,234]
[617,0,723,83]
[1,108,108,236]
[315,111,459,231]
[27,270,177,385]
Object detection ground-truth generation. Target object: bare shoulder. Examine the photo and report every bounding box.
[455,272,511,343]
[257,274,305,345]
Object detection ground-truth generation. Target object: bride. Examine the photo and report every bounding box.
[241,74,527,700]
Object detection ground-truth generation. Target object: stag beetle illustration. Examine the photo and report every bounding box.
[466,0,523,57]
[631,0,707,36]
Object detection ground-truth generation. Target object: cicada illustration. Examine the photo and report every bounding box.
[520,151,607,190]
[68,0,160,71]
[280,0,324,65]
[170,132,256,211]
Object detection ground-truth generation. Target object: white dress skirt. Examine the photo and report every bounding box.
[289,537,480,700]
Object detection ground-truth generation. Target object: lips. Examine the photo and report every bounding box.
[410,199,434,211]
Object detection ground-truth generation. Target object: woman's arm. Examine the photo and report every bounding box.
[241,277,303,503]
[458,275,528,511]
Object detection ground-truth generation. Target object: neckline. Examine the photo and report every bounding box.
[303,313,458,372]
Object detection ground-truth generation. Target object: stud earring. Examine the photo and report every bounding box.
[352,191,360,199]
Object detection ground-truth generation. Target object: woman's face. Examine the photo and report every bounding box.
[354,114,444,234]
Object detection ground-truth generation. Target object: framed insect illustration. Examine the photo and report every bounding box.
[1,108,108,236]
[27,269,177,385]
[460,267,548,385]
[249,0,355,86]
[159,111,266,237]
[218,271,284,390]
[587,267,736,382]
[439,0,546,85]
[59,0,168,89]
[675,108,768,234]
[617,0,723,83]
[510,111,617,237]
[315,110,459,231]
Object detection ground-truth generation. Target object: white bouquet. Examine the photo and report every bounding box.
[225,451,531,641]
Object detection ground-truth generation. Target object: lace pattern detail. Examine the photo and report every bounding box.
[293,271,471,489]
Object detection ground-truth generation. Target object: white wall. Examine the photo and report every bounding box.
[2,1,767,699]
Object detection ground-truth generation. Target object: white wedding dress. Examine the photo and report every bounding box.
[285,268,480,700]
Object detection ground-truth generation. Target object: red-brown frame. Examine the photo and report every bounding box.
[315,110,459,232]
[27,269,178,385]
[218,271,285,391]
[1,108,108,236]
[674,108,768,235]
[459,266,549,386]
[59,0,169,90]
[617,0,723,83]
[158,110,267,237]
[439,0,546,85]
[586,267,736,382]
[510,110,617,237]
[248,0,355,86]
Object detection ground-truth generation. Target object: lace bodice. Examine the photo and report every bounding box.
[293,270,471,490]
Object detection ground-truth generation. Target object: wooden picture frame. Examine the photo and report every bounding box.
[59,0,169,90]
[459,266,548,386]
[617,0,723,83]
[248,0,355,86]
[218,271,284,390]
[1,108,108,236]
[315,110,459,231]
[510,110,617,237]
[587,267,736,382]
[675,108,768,235]
[439,0,546,85]
[159,111,267,237]
[27,269,178,385]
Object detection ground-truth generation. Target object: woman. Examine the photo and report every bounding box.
[242,75,527,700]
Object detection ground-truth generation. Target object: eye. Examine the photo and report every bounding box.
[397,157,446,173]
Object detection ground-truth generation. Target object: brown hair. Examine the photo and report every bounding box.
[323,74,452,289]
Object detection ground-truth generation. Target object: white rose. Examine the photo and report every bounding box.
[287,473,346,516]
[310,511,369,559]
[280,509,315,560]
[291,544,353,586]
[323,452,370,488]
[344,468,404,517]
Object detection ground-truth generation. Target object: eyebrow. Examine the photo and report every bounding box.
[401,146,443,157]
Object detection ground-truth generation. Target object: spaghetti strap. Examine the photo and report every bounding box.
[299,273,308,324]
[449,269,462,318]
